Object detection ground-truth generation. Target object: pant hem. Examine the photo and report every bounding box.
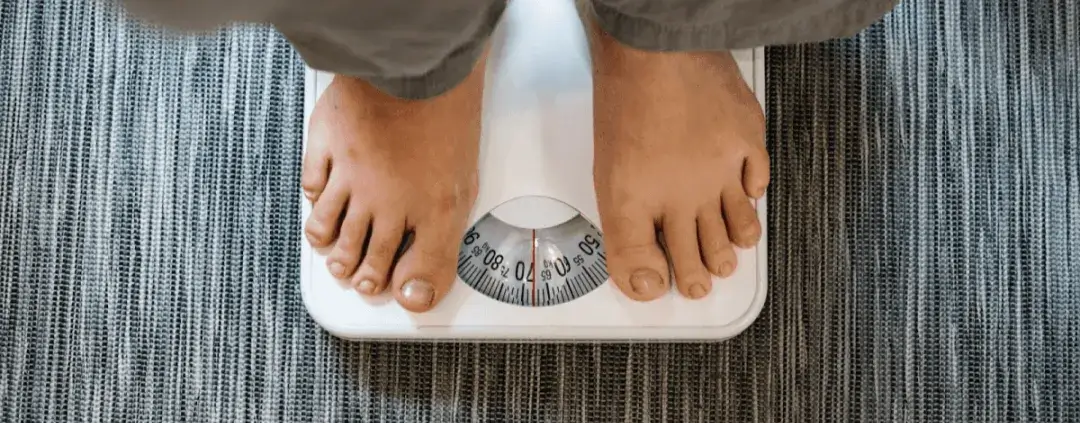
[364,40,486,100]
[284,0,504,100]
[589,0,899,52]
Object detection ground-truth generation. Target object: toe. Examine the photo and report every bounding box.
[722,189,762,249]
[697,205,738,278]
[600,210,670,301]
[301,128,332,204]
[390,221,461,313]
[663,214,713,300]
[324,201,372,281]
[351,216,406,296]
[742,146,770,199]
[304,178,349,248]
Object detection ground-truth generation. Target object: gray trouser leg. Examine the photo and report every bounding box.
[588,0,901,51]
[123,0,505,100]
[275,1,506,100]
[122,0,898,99]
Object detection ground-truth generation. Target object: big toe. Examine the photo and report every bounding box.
[390,222,461,313]
[601,212,670,301]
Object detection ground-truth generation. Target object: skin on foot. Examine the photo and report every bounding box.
[590,25,769,301]
[302,58,485,313]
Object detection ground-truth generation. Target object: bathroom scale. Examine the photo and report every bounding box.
[300,0,767,341]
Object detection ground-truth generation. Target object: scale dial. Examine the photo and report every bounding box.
[457,213,609,307]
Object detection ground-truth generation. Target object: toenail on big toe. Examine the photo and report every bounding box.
[401,279,435,308]
[629,269,663,295]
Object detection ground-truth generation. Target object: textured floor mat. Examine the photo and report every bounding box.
[2,0,1079,421]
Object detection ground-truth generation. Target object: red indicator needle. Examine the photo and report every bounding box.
[530,229,537,307]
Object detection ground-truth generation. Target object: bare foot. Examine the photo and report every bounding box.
[590,26,769,301]
[303,57,484,313]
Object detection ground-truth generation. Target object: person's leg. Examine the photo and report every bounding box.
[123,0,506,312]
[125,0,504,100]
[589,0,900,52]
[585,0,899,301]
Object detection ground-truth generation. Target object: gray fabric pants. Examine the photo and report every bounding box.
[125,0,899,99]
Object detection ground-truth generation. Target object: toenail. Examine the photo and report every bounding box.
[401,279,435,308]
[629,269,663,295]
[328,261,345,277]
[689,284,707,299]
[357,280,376,294]
[720,262,733,276]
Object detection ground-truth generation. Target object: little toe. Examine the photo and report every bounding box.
[742,147,771,199]
[721,189,762,249]
[697,205,738,278]
[324,202,372,281]
[600,210,670,301]
[301,124,332,204]
[351,216,406,296]
[304,178,349,248]
[390,222,461,313]
[663,214,714,300]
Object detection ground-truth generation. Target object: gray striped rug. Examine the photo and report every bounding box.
[2,0,1078,421]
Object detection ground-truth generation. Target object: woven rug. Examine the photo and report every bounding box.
[2,0,1078,421]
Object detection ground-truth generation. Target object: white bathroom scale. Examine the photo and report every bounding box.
[300,0,767,341]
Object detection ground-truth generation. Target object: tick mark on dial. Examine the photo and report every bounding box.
[458,214,608,307]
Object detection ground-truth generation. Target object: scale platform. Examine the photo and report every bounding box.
[301,0,767,341]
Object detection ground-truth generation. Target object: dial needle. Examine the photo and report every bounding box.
[530,229,536,307]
